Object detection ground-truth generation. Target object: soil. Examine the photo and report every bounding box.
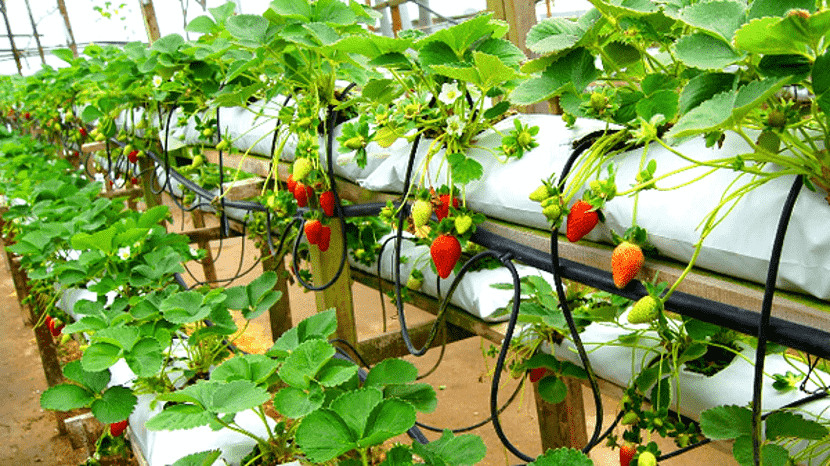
[1,197,739,466]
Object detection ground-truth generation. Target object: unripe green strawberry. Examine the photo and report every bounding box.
[297,117,312,129]
[590,92,608,113]
[216,139,229,151]
[767,109,787,128]
[637,451,657,466]
[412,199,432,228]
[343,136,365,151]
[543,204,561,221]
[621,412,639,425]
[406,271,423,291]
[529,184,551,202]
[293,158,313,182]
[202,127,214,138]
[95,133,106,142]
[627,296,661,324]
[517,130,534,147]
[455,215,473,235]
[191,155,204,168]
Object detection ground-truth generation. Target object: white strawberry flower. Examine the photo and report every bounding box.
[152,75,163,88]
[189,247,200,258]
[117,247,131,261]
[446,115,465,137]
[438,82,462,105]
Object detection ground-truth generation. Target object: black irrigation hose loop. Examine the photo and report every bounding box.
[489,250,534,463]
[150,105,179,196]
[417,376,526,434]
[751,175,803,466]
[551,133,609,454]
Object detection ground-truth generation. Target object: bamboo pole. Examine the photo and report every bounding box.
[24,0,45,65]
[0,0,22,75]
[55,0,78,57]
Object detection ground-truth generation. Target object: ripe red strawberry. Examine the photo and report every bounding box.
[286,174,296,193]
[430,234,461,279]
[293,182,313,208]
[127,150,139,164]
[131,177,139,185]
[24,112,30,120]
[79,127,87,138]
[110,419,128,437]
[435,194,459,221]
[304,219,322,245]
[566,200,599,242]
[620,443,637,466]
[529,367,549,383]
[319,191,335,217]
[318,225,332,252]
[612,241,644,289]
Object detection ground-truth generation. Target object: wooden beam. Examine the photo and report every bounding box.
[23,0,46,65]
[99,187,144,200]
[55,0,78,57]
[0,0,22,75]
[356,321,474,366]
[191,210,218,285]
[81,141,107,153]
[309,220,357,347]
[182,225,224,244]
[138,0,161,43]
[534,377,588,451]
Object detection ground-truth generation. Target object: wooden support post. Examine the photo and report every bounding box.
[191,209,218,285]
[259,244,292,341]
[8,255,32,325]
[0,0,23,75]
[533,376,588,451]
[309,220,357,347]
[55,0,78,57]
[390,5,403,37]
[24,0,46,65]
[137,156,162,210]
[138,0,162,43]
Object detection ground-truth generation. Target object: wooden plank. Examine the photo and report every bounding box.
[81,141,106,153]
[139,0,162,43]
[224,176,264,202]
[309,220,357,346]
[182,225,225,244]
[100,187,144,200]
[356,320,474,366]
[203,149,272,177]
[482,220,830,334]
[64,412,102,454]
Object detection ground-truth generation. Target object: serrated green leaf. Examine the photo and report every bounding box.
[383,384,437,413]
[732,435,789,466]
[91,386,137,424]
[748,0,815,21]
[211,380,270,414]
[40,384,95,411]
[701,405,753,440]
[525,17,585,55]
[679,72,736,114]
[93,326,140,351]
[332,35,411,58]
[169,449,223,466]
[138,205,169,228]
[360,398,416,447]
[186,16,217,34]
[279,339,335,390]
[587,0,657,19]
[81,342,122,372]
[510,47,598,105]
[145,404,214,431]
[527,447,593,466]
[225,14,269,44]
[124,338,163,378]
[365,359,418,387]
[62,360,110,393]
[636,89,678,122]
[332,388,383,440]
[298,308,338,341]
[476,38,525,67]
[211,354,278,385]
[415,13,504,56]
[418,41,461,70]
[674,33,744,70]
[677,1,747,43]
[413,430,487,466]
[765,411,829,440]
[161,291,211,324]
[295,409,356,462]
[224,285,249,311]
[151,34,185,55]
[447,152,483,185]
[273,386,324,419]
[538,375,568,404]
[315,357,358,388]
